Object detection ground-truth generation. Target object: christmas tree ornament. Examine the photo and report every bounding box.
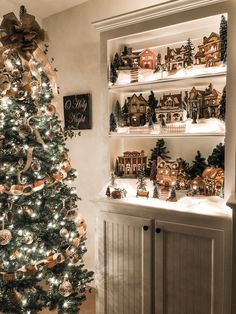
[31,160,41,172]
[46,104,56,115]
[59,279,73,297]
[22,234,33,245]
[60,227,69,238]
[0,224,12,246]
[15,111,20,119]
[18,124,32,138]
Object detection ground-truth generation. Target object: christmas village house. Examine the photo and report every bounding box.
[116,150,147,177]
[195,32,221,66]
[127,93,148,126]
[188,83,221,120]
[156,157,180,188]
[155,92,185,123]
[165,45,188,71]
[189,167,224,196]
[139,49,157,69]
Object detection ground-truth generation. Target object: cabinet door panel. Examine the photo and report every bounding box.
[98,212,152,314]
[155,220,224,314]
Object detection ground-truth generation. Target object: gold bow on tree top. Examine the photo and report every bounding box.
[0,7,45,59]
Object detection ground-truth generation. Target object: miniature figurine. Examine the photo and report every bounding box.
[106,186,111,197]
[166,186,177,202]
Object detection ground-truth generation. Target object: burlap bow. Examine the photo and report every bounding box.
[0,11,45,60]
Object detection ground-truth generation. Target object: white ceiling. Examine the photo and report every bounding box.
[0,0,88,21]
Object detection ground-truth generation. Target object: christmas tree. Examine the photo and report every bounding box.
[109,62,118,84]
[218,85,226,121]
[0,7,93,313]
[150,139,171,161]
[189,150,207,179]
[109,113,117,132]
[207,143,225,170]
[153,183,160,199]
[113,53,121,70]
[114,100,122,126]
[184,38,195,66]
[148,91,158,123]
[220,15,227,63]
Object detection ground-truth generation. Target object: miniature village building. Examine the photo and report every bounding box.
[195,32,221,66]
[127,93,148,126]
[120,47,140,69]
[139,49,157,69]
[156,157,180,188]
[116,150,147,177]
[165,46,187,71]
[188,83,221,120]
[155,92,185,123]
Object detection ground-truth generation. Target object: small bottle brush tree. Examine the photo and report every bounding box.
[189,150,207,179]
[207,143,225,170]
[184,38,195,66]
[153,182,160,199]
[0,7,93,313]
[114,100,122,126]
[148,91,158,123]
[218,86,226,121]
[136,171,147,191]
[109,113,117,132]
[220,15,227,63]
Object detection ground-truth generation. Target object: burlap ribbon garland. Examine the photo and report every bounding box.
[0,155,72,196]
[0,210,87,282]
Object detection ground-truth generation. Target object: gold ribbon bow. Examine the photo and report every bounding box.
[0,11,45,60]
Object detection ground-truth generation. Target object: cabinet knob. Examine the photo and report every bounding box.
[143,225,149,231]
[156,227,161,234]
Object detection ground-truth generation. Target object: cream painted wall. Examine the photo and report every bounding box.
[43,0,168,274]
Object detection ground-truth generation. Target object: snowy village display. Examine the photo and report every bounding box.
[110,139,224,202]
[109,15,227,85]
[110,84,225,135]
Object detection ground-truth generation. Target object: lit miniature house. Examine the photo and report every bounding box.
[127,93,148,126]
[202,167,224,196]
[194,32,221,66]
[156,92,185,123]
[188,83,221,119]
[165,46,187,71]
[116,150,147,177]
[139,49,157,69]
[156,157,180,187]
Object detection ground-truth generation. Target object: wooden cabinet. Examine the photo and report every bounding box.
[97,211,225,314]
[154,220,224,314]
[97,212,152,314]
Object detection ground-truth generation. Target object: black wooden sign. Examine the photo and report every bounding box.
[63,93,91,129]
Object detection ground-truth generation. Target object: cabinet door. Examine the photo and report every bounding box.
[155,220,224,314]
[97,212,152,314]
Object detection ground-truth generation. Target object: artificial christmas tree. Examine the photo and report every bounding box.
[207,143,225,170]
[218,85,226,121]
[219,15,227,63]
[189,150,207,179]
[0,7,93,313]
[184,38,195,66]
[109,113,117,132]
[150,139,170,162]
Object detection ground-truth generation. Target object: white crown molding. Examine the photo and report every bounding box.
[92,0,227,32]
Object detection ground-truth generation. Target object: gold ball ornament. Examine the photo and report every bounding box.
[22,234,33,245]
[59,279,73,297]
[0,229,12,245]
[59,227,69,238]
[31,161,41,172]
[46,104,56,116]
[15,111,21,119]
[18,124,32,138]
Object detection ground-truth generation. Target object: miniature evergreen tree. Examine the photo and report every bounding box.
[220,15,227,63]
[109,113,117,132]
[113,53,121,70]
[189,150,207,179]
[110,62,118,84]
[184,38,195,66]
[218,86,226,120]
[150,139,171,161]
[114,159,119,176]
[207,143,225,170]
[153,182,160,199]
[114,100,122,125]
[150,160,157,181]
[121,100,129,126]
[106,186,111,197]
[0,7,93,313]
[148,91,158,123]
[136,171,147,191]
